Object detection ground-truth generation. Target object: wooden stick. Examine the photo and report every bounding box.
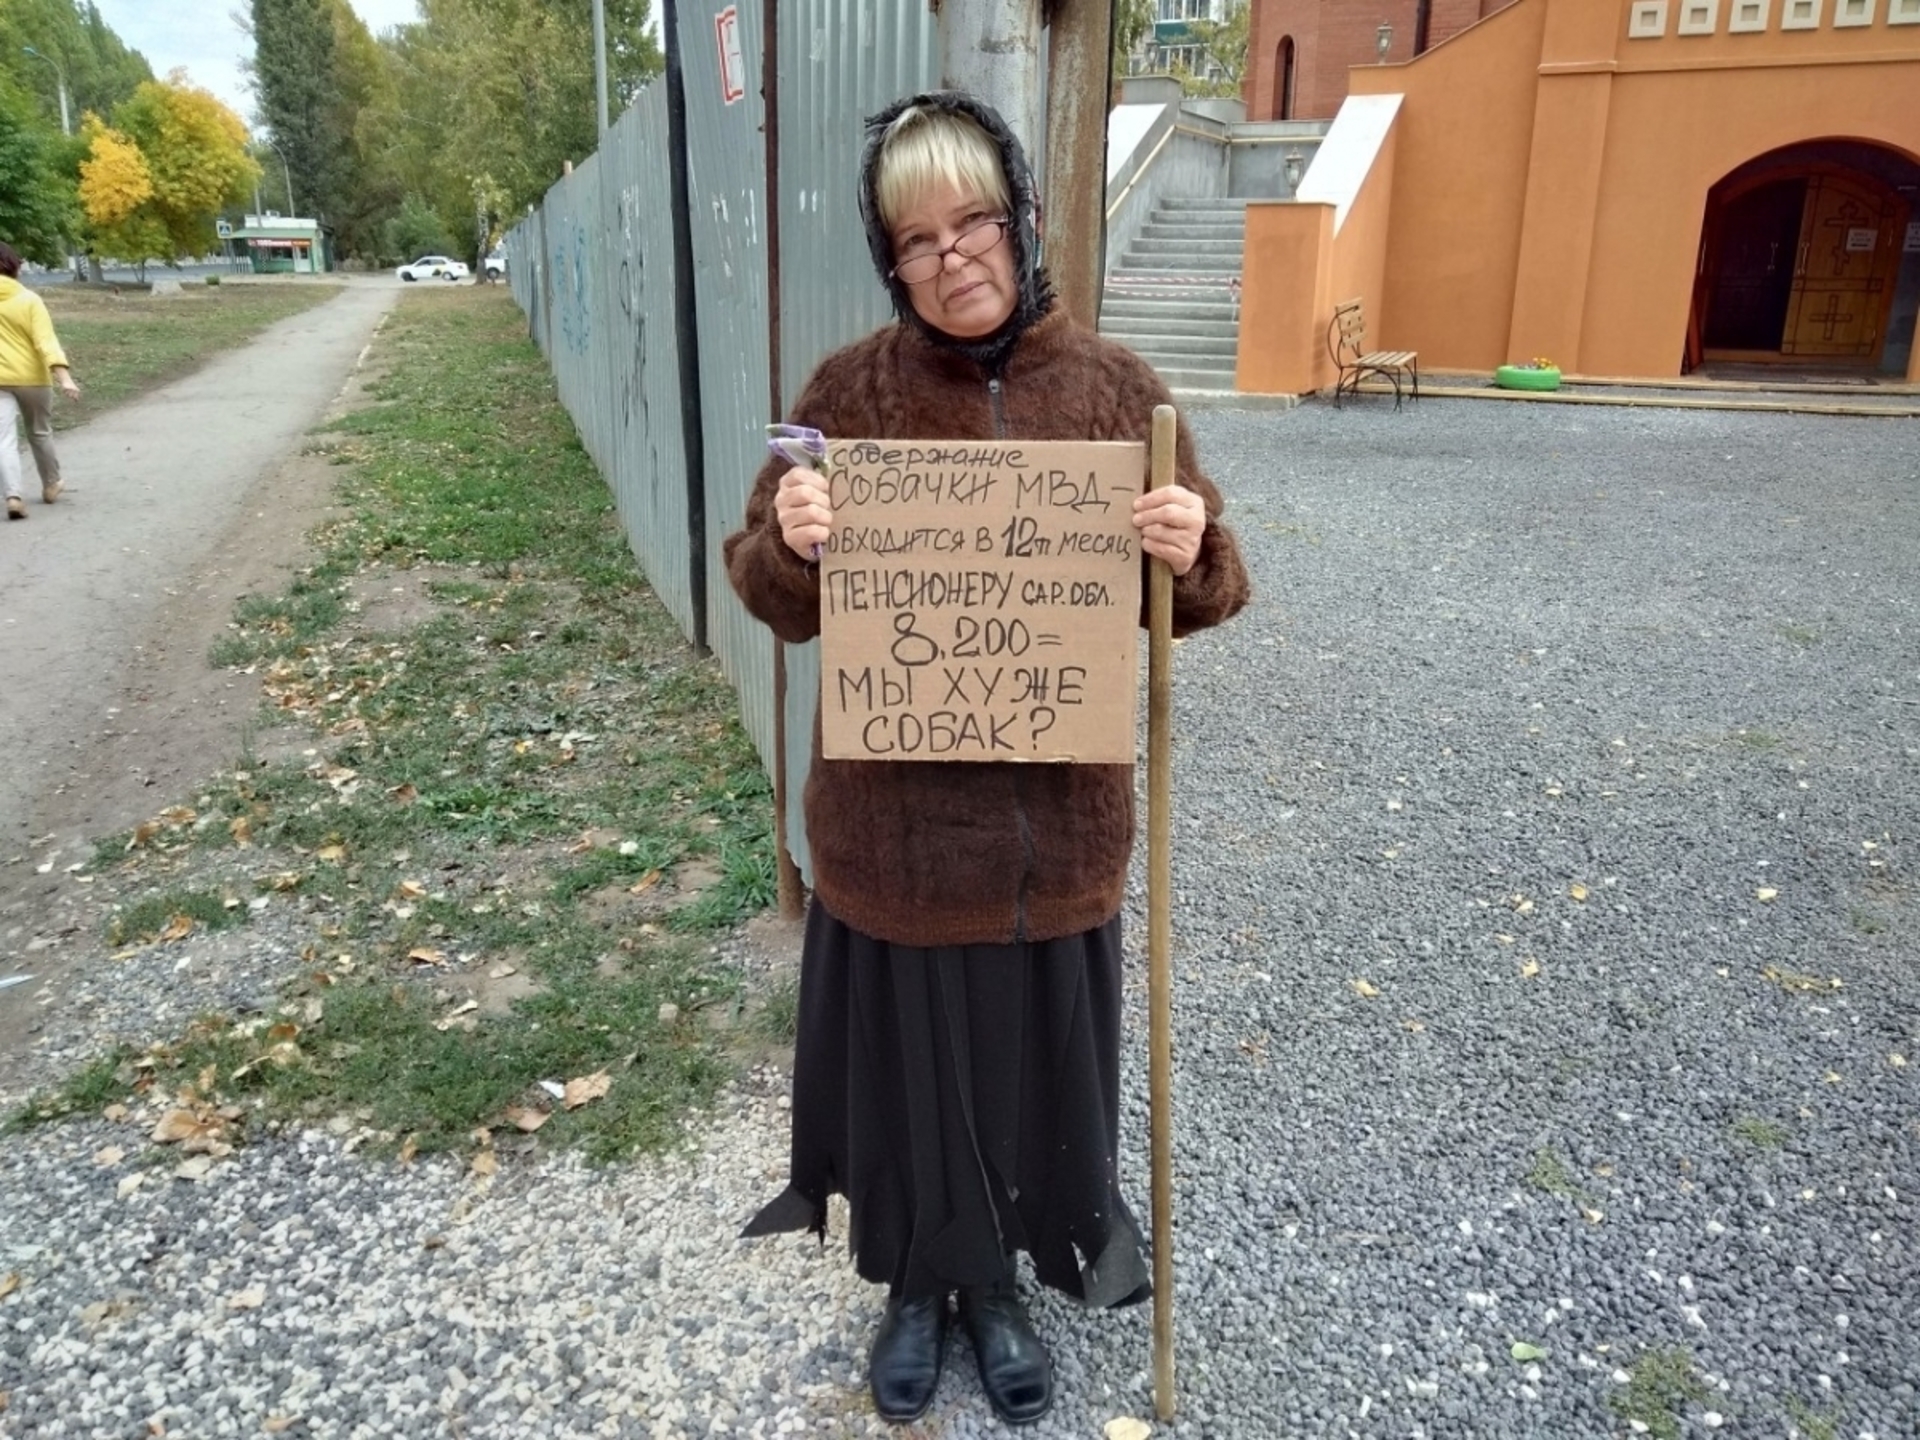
[1146,403,1177,1422]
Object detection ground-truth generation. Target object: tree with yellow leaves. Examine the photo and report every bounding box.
[77,115,164,274]
[76,74,259,275]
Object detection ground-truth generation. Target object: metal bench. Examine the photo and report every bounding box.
[1328,297,1419,410]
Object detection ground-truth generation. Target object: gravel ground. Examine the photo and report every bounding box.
[4,396,1918,1439]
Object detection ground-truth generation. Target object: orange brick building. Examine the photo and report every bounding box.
[1235,0,1920,390]
[1246,1,1520,120]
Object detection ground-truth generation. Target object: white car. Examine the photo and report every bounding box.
[483,251,507,278]
[395,255,470,282]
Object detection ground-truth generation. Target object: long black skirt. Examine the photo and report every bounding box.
[742,901,1152,1307]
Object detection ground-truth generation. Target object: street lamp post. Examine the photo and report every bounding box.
[261,136,296,216]
[24,46,77,277]
[21,46,69,136]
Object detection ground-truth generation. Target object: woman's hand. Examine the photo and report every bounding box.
[774,465,832,561]
[53,367,79,402]
[1133,484,1207,577]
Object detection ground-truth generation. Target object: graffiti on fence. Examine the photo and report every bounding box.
[552,220,592,355]
[617,184,649,436]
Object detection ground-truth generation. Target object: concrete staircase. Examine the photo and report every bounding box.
[1100,197,1246,392]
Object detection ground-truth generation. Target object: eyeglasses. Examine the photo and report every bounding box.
[890,216,1010,285]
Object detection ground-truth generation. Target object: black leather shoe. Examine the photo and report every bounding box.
[958,1285,1053,1425]
[869,1292,949,1423]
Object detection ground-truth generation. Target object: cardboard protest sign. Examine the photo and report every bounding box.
[818,439,1146,763]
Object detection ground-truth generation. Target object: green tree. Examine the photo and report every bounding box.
[355,0,663,262]
[1180,0,1250,99]
[0,81,76,262]
[251,0,343,221]
[0,0,152,135]
[381,190,454,260]
[1112,0,1154,83]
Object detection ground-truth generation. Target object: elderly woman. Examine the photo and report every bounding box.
[727,91,1249,1426]
[0,242,80,520]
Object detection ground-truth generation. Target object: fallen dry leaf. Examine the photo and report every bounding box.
[103,1103,129,1122]
[1568,883,1589,902]
[158,914,195,943]
[469,1149,498,1179]
[488,963,518,980]
[406,947,447,967]
[116,1173,145,1199]
[174,1156,217,1182]
[264,1417,301,1434]
[1105,1419,1152,1440]
[93,1146,125,1168]
[229,817,253,847]
[1401,1018,1426,1033]
[151,1109,218,1145]
[1756,887,1779,903]
[398,1134,419,1166]
[434,1000,479,1032]
[315,844,347,864]
[628,869,662,895]
[227,1287,266,1311]
[1494,933,1515,946]
[1510,895,1535,914]
[1892,1054,1909,1069]
[390,783,418,805]
[396,880,427,901]
[1521,958,1541,979]
[563,1070,613,1110]
[1350,979,1380,999]
[0,1273,20,1299]
[505,1106,550,1133]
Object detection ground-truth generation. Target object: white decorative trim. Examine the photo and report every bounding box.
[1891,0,1920,24]
[1729,0,1771,31]
[1780,0,1823,27]
[1833,0,1876,25]
[1678,0,1721,33]
[1628,0,1671,36]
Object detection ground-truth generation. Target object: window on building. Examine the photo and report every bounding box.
[1158,0,1211,20]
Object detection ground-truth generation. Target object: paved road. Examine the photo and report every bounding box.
[0,278,398,856]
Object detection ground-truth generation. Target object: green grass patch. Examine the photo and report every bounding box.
[40,283,341,429]
[1523,1145,1601,1211]
[1729,1115,1789,1150]
[1607,1347,1709,1440]
[1848,908,1887,936]
[106,889,245,947]
[20,289,782,1164]
[1784,1395,1840,1440]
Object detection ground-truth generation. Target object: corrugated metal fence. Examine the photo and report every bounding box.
[504,0,940,881]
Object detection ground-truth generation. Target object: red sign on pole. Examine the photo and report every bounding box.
[715,6,746,105]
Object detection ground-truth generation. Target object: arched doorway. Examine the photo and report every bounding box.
[1273,36,1295,121]
[1689,141,1918,374]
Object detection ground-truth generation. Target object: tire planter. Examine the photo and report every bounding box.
[1495,364,1562,392]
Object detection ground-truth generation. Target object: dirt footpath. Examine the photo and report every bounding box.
[0,279,400,1057]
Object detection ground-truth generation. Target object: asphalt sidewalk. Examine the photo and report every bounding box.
[0,279,398,859]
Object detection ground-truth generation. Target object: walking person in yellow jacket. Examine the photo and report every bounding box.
[0,241,81,521]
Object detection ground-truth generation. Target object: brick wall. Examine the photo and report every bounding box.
[1246,0,1521,121]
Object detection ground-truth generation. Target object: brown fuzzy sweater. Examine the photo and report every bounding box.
[724,309,1251,947]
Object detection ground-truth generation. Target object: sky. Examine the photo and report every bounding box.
[89,0,423,127]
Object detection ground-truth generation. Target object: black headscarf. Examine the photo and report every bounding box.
[858,91,1057,376]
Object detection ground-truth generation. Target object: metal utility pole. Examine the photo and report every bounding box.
[22,47,69,135]
[938,0,1043,165]
[593,0,610,137]
[262,136,296,215]
[1045,0,1115,328]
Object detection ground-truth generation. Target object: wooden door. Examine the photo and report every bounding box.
[1702,178,1805,352]
[1783,174,1906,362]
